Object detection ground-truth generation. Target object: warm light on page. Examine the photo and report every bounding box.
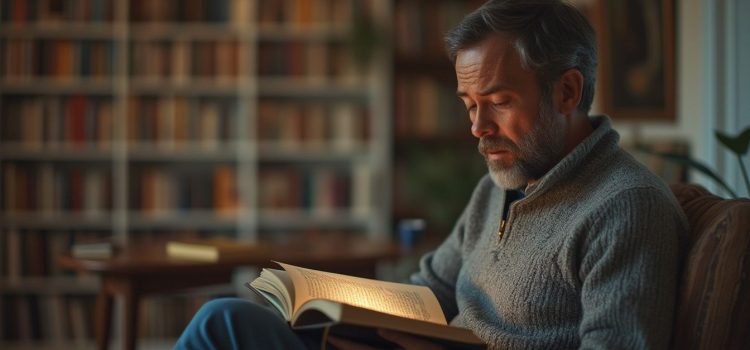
[280,262,447,325]
[248,263,485,348]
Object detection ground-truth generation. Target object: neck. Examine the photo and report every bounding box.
[524,113,593,188]
[562,112,593,156]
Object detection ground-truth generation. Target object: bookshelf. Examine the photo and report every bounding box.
[391,0,486,235]
[0,0,391,347]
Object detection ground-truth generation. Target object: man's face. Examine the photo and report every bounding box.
[455,34,566,189]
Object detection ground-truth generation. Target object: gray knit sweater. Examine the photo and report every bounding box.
[411,116,687,349]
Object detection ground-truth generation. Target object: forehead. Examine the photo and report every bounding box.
[455,33,531,92]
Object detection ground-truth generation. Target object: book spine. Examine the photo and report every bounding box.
[256,100,368,151]
[213,165,238,217]
[2,163,111,216]
[124,97,238,149]
[1,96,117,149]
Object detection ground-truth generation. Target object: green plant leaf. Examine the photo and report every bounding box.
[348,3,383,69]
[637,146,738,198]
[715,127,750,156]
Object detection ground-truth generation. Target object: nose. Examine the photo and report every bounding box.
[470,105,496,139]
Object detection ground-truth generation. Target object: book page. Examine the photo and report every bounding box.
[278,262,447,325]
[248,269,295,320]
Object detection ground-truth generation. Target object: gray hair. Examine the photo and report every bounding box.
[445,0,597,114]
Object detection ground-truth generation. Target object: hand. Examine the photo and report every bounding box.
[327,329,446,350]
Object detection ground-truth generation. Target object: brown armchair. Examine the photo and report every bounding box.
[669,183,750,349]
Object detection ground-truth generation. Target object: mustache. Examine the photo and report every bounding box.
[478,136,519,155]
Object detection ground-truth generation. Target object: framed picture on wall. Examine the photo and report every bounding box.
[592,0,676,121]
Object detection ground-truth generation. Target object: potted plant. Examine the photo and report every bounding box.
[640,127,750,198]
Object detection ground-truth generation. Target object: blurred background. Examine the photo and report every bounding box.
[0,0,748,348]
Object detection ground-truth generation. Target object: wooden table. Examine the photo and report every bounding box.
[58,236,402,350]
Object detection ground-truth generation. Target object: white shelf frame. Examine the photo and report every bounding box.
[0,0,393,346]
[0,0,393,247]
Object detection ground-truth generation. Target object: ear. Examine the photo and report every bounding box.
[554,68,584,115]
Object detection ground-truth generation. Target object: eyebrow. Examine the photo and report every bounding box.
[456,83,511,98]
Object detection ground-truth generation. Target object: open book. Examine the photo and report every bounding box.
[248,262,485,349]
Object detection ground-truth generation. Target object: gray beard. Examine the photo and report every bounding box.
[479,100,566,190]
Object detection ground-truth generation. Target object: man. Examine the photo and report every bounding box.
[176,0,687,349]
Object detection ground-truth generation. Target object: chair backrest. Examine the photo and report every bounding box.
[669,183,750,349]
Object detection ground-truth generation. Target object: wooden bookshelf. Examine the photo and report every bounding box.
[391,0,486,235]
[0,0,391,347]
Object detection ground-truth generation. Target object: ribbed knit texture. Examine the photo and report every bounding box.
[411,116,688,349]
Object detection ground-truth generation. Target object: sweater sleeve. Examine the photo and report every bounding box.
[577,187,684,349]
[409,206,468,321]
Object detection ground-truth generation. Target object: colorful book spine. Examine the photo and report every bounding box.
[1,163,112,214]
[1,96,115,149]
[258,167,357,213]
[257,100,368,150]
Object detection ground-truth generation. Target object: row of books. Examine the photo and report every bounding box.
[128,0,247,24]
[0,294,95,342]
[1,41,363,82]
[129,40,240,80]
[394,0,478,58]
[257,0,367,28]
[0,0,249,24]
[0,229,111,279]
[1,38,245,81]
[1,0,114,23]
[0,161,376,222]
[0,292,215,342]
[2,163,112,215]
[394,77,467,138]
[1,163,373,220]
[257,100,369,150]
[258,166,370,215]
[258,41,362,81]
[1,39,115,79]
[1,0,375,27]
[0,95,245,150]
[1,95,113,149]
[127,165,372,215]
[127,97,237,148]
[129,165,237,216]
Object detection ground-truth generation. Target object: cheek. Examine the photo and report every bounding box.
[502,111,537,144]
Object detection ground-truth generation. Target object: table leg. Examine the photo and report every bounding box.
[123,286,140,350]
[95,289,114,350]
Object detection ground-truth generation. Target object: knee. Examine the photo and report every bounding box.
[179,298,307,350]
[194,298,280,324]
[198,298,249,316]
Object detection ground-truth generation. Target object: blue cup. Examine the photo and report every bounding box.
[398,218,426,250]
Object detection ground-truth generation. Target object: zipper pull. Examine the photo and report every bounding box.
[497,219,506,241]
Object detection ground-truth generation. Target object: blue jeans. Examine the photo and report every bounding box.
[175,298,323,350]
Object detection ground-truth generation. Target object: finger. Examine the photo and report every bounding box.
[327,335,379,350]
[377,329,445,350]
